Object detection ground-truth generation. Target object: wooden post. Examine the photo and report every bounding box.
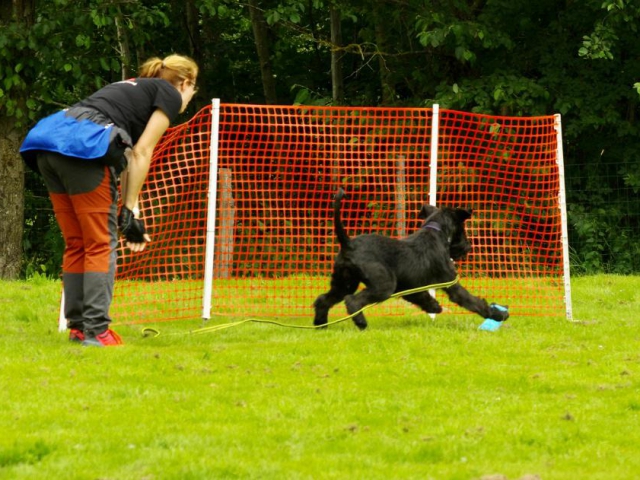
[396,155,407,237]
[214,168,235,278]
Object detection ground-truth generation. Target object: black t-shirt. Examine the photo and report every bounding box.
[76,78,182,144]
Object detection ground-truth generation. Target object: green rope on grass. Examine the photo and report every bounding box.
[141,276,460,338]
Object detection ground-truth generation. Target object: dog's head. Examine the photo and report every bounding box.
[419,205,473,260]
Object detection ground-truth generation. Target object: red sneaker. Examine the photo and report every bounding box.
[82,329,123,347]
[69,329,85,343]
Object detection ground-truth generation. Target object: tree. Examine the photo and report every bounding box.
[0,0,33,279]
[1,0,174,279]
[248,0,279,104]
[329,2,344,104]
[2,0,638,275]
[371,1,395,104]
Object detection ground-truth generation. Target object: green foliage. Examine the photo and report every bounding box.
[21,173,64,279]
[0,0,171,126]
[291,84,332,106]
[430,73,551,116]
[264,0,308,25]
[568,204,639,275]
[415,7,514,64]
[3,0,640,275]
[580,0,640,60]
[1,0,174,280]
[579,23,618,60]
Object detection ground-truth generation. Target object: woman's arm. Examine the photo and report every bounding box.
[120,108,171,251]
[123,108,171,210]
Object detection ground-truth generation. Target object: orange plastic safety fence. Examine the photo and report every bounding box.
[111,104,566,325]
[112,106,213,323]
[435,110,564,316]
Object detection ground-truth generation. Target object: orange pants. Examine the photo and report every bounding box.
[38,152,118,335]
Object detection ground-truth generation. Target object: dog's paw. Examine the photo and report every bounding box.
[489,303,509,322]
[426,304,443,314]
[354,317,368,330]
[313,312,329,327]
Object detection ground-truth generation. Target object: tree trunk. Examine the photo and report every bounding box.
[330,3,344,105]
[2,0,34,23]
[0,0,33,279]
[115,6,132,80]
[0,118,25,279]
[247,0,278,104]
[185,0,201,61]
[372,1,395,105]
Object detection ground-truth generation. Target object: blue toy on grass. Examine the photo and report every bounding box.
[478,304,509,331]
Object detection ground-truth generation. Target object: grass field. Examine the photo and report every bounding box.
[1,274,639,480]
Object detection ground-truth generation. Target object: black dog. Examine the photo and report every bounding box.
[313,188,510,329]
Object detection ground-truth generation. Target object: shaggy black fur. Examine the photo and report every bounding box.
[313,188,510,330]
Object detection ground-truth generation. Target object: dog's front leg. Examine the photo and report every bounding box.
[403,292,443,314]
[444,284,509,321]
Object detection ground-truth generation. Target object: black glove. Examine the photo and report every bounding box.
[118,206,147,243]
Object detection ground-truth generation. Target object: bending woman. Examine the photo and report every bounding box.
[21,54,199,346]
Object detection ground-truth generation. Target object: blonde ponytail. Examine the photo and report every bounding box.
[139,54,199,88]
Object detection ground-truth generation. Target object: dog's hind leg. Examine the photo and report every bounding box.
[402,292,443,315]
[313,289,350,327]
[313,269,359,327]
[344,264,396,330]
[443,284,509,321]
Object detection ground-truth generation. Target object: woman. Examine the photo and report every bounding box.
[20,54,199,346]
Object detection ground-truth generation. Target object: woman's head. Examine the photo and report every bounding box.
[139,54,199,112]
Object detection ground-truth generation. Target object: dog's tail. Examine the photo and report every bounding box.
[333,188,350,249]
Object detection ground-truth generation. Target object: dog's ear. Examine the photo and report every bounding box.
[418,204,438,219]
[455,208,473,222]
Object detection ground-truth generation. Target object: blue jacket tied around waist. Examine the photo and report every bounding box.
[20,107,132,173]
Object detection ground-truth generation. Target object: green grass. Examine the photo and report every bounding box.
[1,274,639,479]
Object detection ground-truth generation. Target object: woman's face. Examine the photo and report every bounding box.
[179,78,197,113]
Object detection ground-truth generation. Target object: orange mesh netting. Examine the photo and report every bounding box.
[111,104,567,325]
[436,110,565,315]
[113,106,213,322]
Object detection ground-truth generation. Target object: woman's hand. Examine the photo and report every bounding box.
[118,206,152,252]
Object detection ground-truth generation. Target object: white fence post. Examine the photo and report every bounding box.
[58,292,66,332]
[428,104,440,317]
[554,114,574,321]
[429,104,440,209]
[202,99,221,322]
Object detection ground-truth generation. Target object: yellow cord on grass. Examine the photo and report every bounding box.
[141,276,460,338]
